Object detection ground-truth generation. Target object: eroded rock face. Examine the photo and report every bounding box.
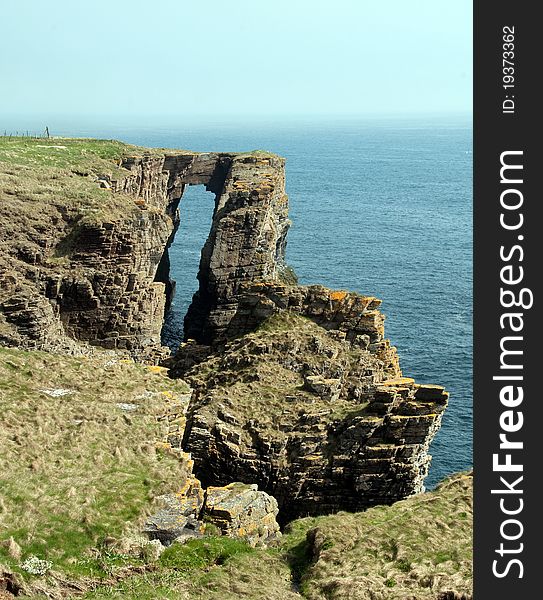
[184,154,290,345]
[2,141,449,523]
[202,483,281,547]
[1,149,288,360]
[178,312,448,522]
[143,474,205,545]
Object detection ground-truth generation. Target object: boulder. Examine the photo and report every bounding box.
[202,483,280,547]
[143,475,205,545]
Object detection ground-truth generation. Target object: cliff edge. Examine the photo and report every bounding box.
[1,136,447,521]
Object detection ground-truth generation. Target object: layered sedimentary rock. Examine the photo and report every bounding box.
[1,139,449,522]
[50,152,233,356]
[178,312,447,522]
[202,483,281,547]
[1,146,288,359]
[143,479,281,548]
[183,153,290,345]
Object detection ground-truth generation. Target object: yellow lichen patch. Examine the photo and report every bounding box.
[330,290,348,301]
[175,478,193,497]
[380,377,415,387]
[147,365,168,374]
[233,181,249,189]
[155,441,172,451]
[389,414,437,421]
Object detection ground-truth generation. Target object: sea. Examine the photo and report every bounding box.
[15,114,473,488]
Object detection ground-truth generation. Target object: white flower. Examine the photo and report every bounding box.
[21,555,52,575]
[40,388,74,397]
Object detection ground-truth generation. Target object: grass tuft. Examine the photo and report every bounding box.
[0,346,191,580]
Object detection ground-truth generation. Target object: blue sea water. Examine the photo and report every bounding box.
[23,115,473,488]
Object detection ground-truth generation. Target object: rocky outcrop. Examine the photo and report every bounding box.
[183,153,290,345]
[177,312,447,522]
[143,476,280,548]
[202,483,281,547]
[144,364,281,548]
[143,473,205,545]
[1,139,449,524]
[1,146,288,360]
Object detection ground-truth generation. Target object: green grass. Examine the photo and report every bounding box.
[0,137,190,170]
[0,358,471,600]
[296,472,473,600]
[74,473,472,599]
[0,138,142,230]
[0,346,192,582]
[159,537,254,571]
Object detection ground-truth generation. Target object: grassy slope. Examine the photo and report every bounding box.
[299,472,473,599]
[0,138,150,224]
[0,344,472,599]
[0,136,191,169]
[0,137,177,345]
[0,346,191,583]
[184,312,384,434]
[74,473,472,600]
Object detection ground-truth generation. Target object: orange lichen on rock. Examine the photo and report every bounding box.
[330,290,348,301]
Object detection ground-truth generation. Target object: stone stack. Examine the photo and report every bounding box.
[183,153,290,345]
[179,315,448,522]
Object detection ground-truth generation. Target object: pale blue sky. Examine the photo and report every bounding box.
[1,0,472,119]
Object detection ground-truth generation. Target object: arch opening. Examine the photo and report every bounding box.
[159,184,216,351]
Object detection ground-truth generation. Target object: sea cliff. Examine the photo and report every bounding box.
[0,137,470,599]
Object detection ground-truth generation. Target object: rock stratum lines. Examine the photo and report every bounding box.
[0,139,448,522]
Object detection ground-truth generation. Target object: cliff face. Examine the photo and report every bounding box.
[55,152,234,357]
[0,144,288,360]
[184,153,290,345]
[176,309,447,522]
[0,138,448,522]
